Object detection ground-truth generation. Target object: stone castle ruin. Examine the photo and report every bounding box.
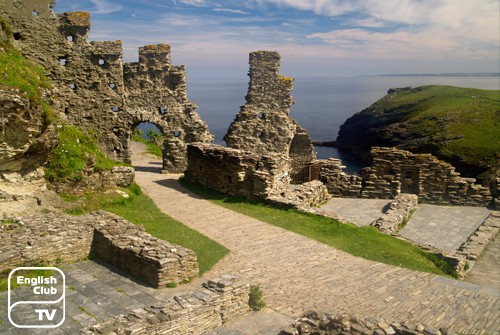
[1,0,213,173]
[224,51,316,178]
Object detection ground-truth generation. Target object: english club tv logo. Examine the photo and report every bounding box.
[8,267,65,328]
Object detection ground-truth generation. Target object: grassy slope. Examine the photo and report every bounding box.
[180,179,456,277]
[368,85,500,168]
[65,185,229,276]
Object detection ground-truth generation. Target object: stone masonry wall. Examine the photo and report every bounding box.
[82,275,250,335]
[1,1,213,172]
[360,147,492,206]
[185,143,290,199]
[224,51,316,175]
[0,211,199,287]
[318,147,494,207]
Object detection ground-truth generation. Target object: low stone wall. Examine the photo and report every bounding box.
[281,310,453,335]
[51,166,135,194]
[81,275,250,335]
[371,194,418,233]
[92,219,198,288]
[0,211,199,287]
[269,180,330,209]
[457,211,500,262]
[185,143,290,198]
[318,147,495,208]
[318,158,362,197]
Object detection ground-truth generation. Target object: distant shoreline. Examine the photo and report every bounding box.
[367,73,500,78]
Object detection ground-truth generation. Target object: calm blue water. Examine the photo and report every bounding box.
[141,76,499,173]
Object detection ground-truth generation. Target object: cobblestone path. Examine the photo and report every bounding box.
[131,142,499,334]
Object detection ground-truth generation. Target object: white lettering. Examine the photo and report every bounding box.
[34,309,57,321]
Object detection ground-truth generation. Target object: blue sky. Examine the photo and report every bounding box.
[54,0,499,79]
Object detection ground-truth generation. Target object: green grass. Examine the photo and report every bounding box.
[66,184,228,276]
[45,125,128,182]
[180,178,457,277]
[0,30,55,125]
[372,85,500,169]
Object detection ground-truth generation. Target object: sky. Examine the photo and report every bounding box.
[53,0,500,79]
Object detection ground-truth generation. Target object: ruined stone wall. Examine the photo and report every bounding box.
[318,147,494,207]
[360,147,493,206]
[123,45,213,172]
[184,143,290,199]
[83,275,250,335]
[318,158,362,197]
[1,1,213,172]
[224,51,315,175]
[0,211,199,287]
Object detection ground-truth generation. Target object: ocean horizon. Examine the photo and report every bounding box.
[141,75,499,173]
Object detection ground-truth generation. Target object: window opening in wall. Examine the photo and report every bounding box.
[173,130,181,137]
[109,83,116,89]
[69,83,77,91]
[59,57,67,66]
[98,59,105,66]
[258,131,264,138]
[258,112,265,120]
[32,10,39,16]
[13,32,21,40]
[66,35,74,42]
[111,107,120,112]
[64,107,69,114]
[158,107,165,115]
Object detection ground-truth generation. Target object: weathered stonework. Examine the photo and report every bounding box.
[371,194,418,233]
[185,143,290,199]
[1,0,213,172]
[81,275,250,335]
[318,147,495,208]
[281,310,454,335]
[0,211,199,287]
[318,158,362,197]
[224,51,316,175]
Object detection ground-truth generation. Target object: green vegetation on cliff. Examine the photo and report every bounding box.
[45,125,126,182]
[336,85,500,177]
[0,18,54,125]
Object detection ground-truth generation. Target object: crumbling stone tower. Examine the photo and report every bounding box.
[1,0,213,173]
[224,51,316,175]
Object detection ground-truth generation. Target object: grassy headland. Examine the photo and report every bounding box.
[336,85,500,177]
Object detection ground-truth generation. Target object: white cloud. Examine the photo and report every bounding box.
[345,19,385,28]
[89,0,122,14]
[179,0,208,6]
[213,8,250,14]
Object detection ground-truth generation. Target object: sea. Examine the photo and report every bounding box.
[141,75,500,173]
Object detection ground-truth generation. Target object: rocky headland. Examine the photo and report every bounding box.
[334,86,500,181]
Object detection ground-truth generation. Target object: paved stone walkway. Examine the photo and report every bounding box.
[130,142,499,335]
[0,261,204,335]
[319,198,491,254]
[466,234,500,290]
[319,198,391,226]
[400,204,491,253]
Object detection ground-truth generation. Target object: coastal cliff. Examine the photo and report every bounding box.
[336,85,500,179]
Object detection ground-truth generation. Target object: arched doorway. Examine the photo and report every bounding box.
[130,122,166,173]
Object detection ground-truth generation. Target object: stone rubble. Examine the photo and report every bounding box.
[280,310,453,335]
